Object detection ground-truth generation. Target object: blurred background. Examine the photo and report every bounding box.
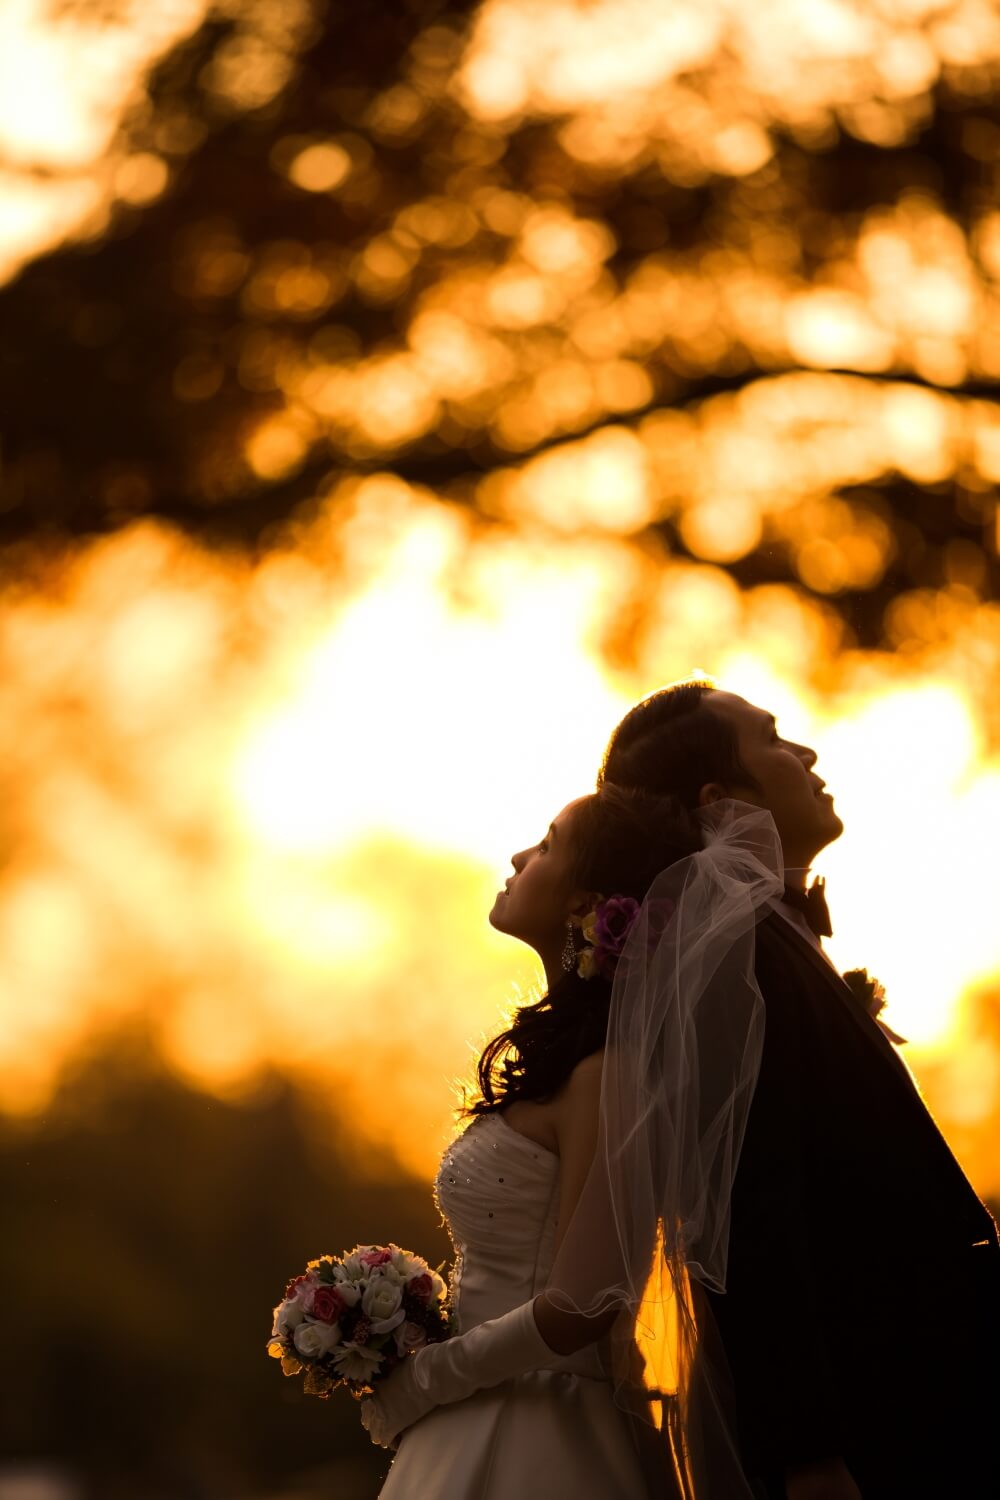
[1,0,998,1495]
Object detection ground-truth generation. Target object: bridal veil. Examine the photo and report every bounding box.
[544,798,785,1498]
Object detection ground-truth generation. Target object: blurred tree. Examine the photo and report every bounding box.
[0,1020,446,1498]
[0,11,998,1499]
[0,0,996,651]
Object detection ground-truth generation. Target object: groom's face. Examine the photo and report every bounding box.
[698,693,844,871]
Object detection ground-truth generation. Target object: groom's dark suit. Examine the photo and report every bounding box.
[706,908,1000,1498]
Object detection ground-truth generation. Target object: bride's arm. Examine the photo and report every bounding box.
[533,1050,621,1355]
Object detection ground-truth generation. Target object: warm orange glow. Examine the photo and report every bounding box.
[785,290,894,371]
[245,412,314,479]
[114,152,170,206]
[484,426,652,532]
[0,487,995,1193]
[1,0,999,1217]
[0,0,209,280]
[285,140,352,193]
[679,497,763,564]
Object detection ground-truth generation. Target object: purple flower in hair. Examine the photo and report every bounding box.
[576,893,680,982]
[594,896,641,954]
[590,896,642,978]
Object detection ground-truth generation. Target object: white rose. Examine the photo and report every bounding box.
[371,1308,405,1335]
[334,1279,361,1309]
[275,1298,307,1336]
[379,1263,406,1286]
[428,1270,447,1301]
[362,1277,403,1325]
[293,1318,342,1359]
[394,1319,428,1356]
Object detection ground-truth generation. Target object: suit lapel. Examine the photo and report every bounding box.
[760,909,914,1082]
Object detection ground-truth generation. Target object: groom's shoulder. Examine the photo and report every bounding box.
[753,908,794,956]
[752,911,825,996]
[754,908,809,953]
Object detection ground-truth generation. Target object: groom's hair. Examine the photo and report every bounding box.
[600,679,763,806]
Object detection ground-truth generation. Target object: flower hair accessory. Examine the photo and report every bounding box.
[572,894,675,980]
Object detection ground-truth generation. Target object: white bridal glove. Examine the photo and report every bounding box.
[360,1297,561,1449]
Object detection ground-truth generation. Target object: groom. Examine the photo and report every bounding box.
[600,681,1000,1500]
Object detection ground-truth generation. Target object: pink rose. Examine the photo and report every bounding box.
[407,1272,433,1302]
[284,1273,309,1300]
[311,1286,345,1324]
[359,1248,392,1268]
[394,1319,428,1355]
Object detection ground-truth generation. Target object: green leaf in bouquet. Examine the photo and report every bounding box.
[302,1365,335,1398]
[317,1259,337,1284]
[280,1353,304,1377]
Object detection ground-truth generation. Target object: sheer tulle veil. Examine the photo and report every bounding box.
[545,798,785,1498]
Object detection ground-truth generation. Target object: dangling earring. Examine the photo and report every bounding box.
[560,920,577,973]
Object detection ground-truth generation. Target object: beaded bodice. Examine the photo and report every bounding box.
[433,1111,606,1379]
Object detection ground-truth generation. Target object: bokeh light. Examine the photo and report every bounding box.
[2,2,999,1493]
[0,481,995,1193]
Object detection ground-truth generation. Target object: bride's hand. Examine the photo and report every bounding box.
[359,1393,394,1450]
[359,1361,421,1449]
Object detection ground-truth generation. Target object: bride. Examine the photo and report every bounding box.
[361,783,786,1500]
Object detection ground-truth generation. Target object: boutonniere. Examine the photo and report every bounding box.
[841,968,907,1045]
[842,967,885,1018]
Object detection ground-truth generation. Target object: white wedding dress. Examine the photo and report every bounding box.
[376,1110,664,1499]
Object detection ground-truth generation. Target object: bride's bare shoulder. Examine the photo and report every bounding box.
[562,1049,604,1094]
[501,1052,605,1156]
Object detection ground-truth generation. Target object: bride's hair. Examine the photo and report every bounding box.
[465,784,703,1115]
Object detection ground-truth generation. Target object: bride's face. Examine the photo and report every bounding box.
[489,798,591,963]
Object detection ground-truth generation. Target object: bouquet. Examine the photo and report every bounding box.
[266,1243,451,1398]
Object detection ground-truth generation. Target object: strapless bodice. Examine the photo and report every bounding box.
[433,1111,606,1379]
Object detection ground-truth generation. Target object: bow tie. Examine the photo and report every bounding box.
[781,878,832,938]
